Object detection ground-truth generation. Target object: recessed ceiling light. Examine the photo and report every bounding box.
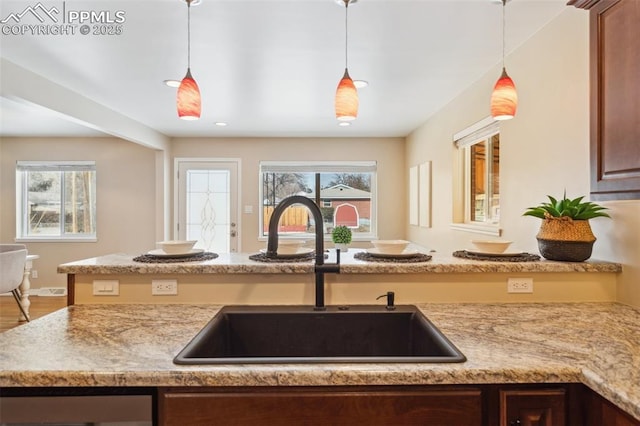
[215,122,228,127]
[163,79,181,88]
[338,122,351,127]
[353,80,369,88]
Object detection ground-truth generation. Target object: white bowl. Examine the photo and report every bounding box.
[277,240,305,255]
[471,240,512,254]
[371,240,410,254]
[157,240,197,254]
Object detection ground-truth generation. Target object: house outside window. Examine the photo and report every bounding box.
[16,161,97,241]
[260,161,376,240]
[452,118,501,235]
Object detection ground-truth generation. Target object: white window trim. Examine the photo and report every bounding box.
[450,118,502,236]
[450,223,501,237]
[15,236,98,243]
[453,117,499,148]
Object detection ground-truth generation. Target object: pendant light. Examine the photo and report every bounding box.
[335,0,358,122]
[177,0,201,120]
[490,0,517,120]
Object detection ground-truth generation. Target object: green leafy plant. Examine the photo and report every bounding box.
[331,225,352,244]
[523,192,610,220]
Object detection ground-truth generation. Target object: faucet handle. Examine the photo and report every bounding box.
[376,291,395,310]
[335,248,341,265]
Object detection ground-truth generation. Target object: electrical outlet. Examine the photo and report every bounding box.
[31,270,38,279]
[92,280,119,296]
[152,280,178,295]
[507,278,533,293]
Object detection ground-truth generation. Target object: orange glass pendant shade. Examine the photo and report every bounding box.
[177,68,201,120]
[335,68,358,121]
[490,67,517,120]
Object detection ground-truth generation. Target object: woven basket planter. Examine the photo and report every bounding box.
[536,217,595,262]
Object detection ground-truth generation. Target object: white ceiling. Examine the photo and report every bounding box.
[0,0,568,139]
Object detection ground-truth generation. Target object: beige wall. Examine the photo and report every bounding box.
[0,136,405,288]
[171,137,406,253]
[591,201,640,307]
[0,137,158,288]
[73,271,617,305]
[405,9,640,308]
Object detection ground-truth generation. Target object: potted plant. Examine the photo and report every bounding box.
[523,192,610,261]
[331,225,352,252]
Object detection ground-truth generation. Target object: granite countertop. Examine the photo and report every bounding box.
[0,303,638,420]
[57,250,622,275]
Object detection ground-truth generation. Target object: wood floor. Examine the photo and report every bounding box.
[0,296,67,333]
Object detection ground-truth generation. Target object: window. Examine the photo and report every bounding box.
[16,161,97,240]
[452,118,501,234]
[259,161,377,240]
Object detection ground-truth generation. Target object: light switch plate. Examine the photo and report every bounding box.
[92,280,119,296]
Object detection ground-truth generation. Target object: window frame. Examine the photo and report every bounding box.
[451,118,502,236]
[258,161,377,241]
[15,161,97,242]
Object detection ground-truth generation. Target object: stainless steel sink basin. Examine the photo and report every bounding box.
[173,305,466,364]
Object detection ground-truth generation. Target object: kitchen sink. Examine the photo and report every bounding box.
[173,305,466,364]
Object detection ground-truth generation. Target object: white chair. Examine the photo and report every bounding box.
[0,244,29,322]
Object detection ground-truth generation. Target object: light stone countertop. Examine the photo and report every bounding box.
[57,250,622,275]
[0,303,638,421]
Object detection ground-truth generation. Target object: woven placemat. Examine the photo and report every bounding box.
[453,250,540,262]
[133,252,218,263]
[249,252,328,263]
[353,252,432,263]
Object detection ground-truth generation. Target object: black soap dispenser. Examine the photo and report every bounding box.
[376,291,395,310]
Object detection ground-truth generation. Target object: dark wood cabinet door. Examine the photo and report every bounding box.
[500,388,566,426]
[159,386,482,426]
[588,0,640,200]
[582,386,640,426]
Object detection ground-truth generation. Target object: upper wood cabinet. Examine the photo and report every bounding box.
[569,0,640,200]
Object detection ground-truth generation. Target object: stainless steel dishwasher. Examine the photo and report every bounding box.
[0,389,153,425]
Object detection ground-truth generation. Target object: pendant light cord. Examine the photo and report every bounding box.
[344,0,349,69]
[501,0,506,69]
[187,0,192,69]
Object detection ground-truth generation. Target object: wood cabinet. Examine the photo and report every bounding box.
[158,386,482,426]
[159,384,640,426]
[4,383,637,425]
[570,0,640,200]
[158,384,582,426]
[580,386,640,426]
[499,388,566,426]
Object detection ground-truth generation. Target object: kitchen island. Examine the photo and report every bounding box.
[0,303,638,423]
[58,250,622,305]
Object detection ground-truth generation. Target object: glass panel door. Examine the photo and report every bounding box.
[177,160,239,253]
